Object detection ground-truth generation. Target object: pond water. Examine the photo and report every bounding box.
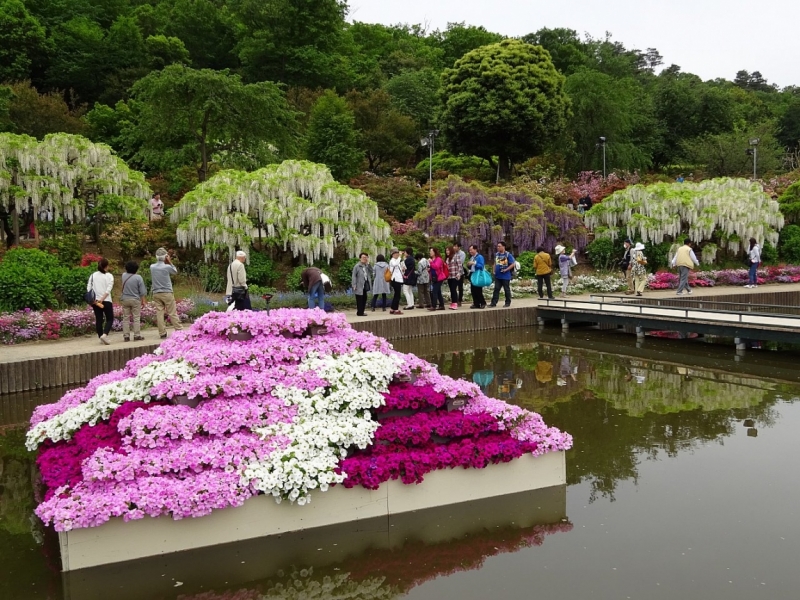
[2,327,800,599]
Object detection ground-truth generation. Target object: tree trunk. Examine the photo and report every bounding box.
[498,155,511,181]
[198,111,210,182]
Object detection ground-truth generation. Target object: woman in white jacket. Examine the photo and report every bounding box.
[87,258,115,344]
[745,238,761,288]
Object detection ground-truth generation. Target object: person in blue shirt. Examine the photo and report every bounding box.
[489,241,515,307]
[467,244,486,309]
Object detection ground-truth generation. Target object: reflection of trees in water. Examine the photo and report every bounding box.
[426,343,793,503]
[0,429,36,536]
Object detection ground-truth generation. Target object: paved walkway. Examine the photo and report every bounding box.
[3,282,799,364]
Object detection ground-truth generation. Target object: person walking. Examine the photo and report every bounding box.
[371,254,391,311]
[745,238,761,288]
[150,248,185,337]
[671,239,700,295]
[428,247,446,311]
[87,258,114,345]
[351,252,372,316]
[225,251,251,311]
[402,247,417,310]
[467,245,486,309]
[415,252,432,309]
[620,239,634,294]
[301,266,324,309]
[534,246,555,300]
[489,241,515,307]
[453,242,467,306]
[446,245,463,309]
[631,242,648,296]
[388,248,405,315]
[555,245,575,298]
[120,261,147,342]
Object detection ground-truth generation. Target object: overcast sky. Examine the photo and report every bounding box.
[349,0,799,88]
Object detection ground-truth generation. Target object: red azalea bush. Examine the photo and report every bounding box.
[80,253,104,267]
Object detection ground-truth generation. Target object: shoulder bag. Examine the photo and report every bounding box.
[229,265,247,302]
[471,269,492,287]
[84,273,97,305]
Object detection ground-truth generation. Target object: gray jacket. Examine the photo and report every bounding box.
[150,261,177,294]
[351,262,372,295]
[416,257,430,285]
[372,261,391,294]
[120,273,147,301]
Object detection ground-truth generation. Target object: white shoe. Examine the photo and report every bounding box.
[687,289,692,294]
[676,291,683,295]
[100,334,110,345]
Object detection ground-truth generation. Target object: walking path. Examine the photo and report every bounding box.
[2,282,799,364]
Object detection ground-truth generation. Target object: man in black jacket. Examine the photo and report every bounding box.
[620,239,633,294]
[402,247,417,309]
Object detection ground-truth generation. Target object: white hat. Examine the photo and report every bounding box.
[235,250,247,258]
[633,242,645,251]
[555,245,565,255]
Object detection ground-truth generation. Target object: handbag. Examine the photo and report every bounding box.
[229,265,247,301]
[471,269,492,287]
[84,273,97,305]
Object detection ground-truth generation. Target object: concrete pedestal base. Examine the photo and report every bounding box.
[58,451,566,571]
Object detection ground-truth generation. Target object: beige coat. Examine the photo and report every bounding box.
[225,260,247,295]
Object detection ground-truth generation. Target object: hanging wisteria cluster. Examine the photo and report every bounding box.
[414,176,588,252]
[171,160,392,262]
[0,133,150,222]
[585,178,785,255]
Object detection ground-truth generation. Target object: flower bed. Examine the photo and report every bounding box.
[647,265,800,290]
[27,308,572,532]
[0,299,195,344]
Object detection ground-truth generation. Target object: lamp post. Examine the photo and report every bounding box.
[597,136,607,179]
[747,137,760,180]
[420,130,439,196]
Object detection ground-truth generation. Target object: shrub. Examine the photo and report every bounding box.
[643,241,673,272]
[52,266,94,306]
[516,251,536,278]
[181,261,225,293]
[779,225,800,263]
[760,242,778,265]
[0,263,57,312]
[246,252,278,286]
[586,237,619,271]
[81,253,104,267]
[337,258,359,288]
[39,234,83,266]
[286,265,310,292]
[2,248,61,274]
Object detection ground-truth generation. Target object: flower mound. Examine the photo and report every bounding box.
[28,309,572,532]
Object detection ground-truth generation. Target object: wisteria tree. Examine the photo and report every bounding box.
[414,176,589,254]
[0,133,150,245]
[171,160,391,262]
[585,178,784,261]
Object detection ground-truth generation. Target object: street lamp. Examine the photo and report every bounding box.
[420,130,439,196]
[746,137,760,180]
[596,136,607,179]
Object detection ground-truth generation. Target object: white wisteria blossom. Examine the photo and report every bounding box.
[245,351,401,505]
[585,178,784,258]
[171,160,392,263]
[26,359,197,450]
[261,568,393,600]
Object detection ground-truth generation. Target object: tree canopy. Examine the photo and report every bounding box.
[440,39,570,178]
[170,160,391,262]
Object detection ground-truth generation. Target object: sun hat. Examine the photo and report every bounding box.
[555,245,565,255]
[390,248,400,255]
[633,242,645,251]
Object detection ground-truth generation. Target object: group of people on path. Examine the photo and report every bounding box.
[85,247,183,345]
[619,236,762,296]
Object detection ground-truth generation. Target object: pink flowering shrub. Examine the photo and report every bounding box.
[646,265,800,290]
[1,299,194,344]
[29,308,572,532]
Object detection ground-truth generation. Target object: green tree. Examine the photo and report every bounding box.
[5,80,87,138]
[170,160,391,262]
[777,97,800,151]
[46,17,108,104]
[384,68,440,130]
[162,0,238,70]
[304,90,362,181]
[681,125,783,177]
[522,28,590,76]
[232,0,352,89]
[346,88,417,172]
[432,22,504,68]
[144,34,191,70]
[439,39,570,179]
[0,0,50,83]
[130,65,299,180]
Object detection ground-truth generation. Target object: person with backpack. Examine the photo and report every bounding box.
[371,254,390,311]
[120,261,147,342]
[534,246,555,300]
[427,247,446,311]
[488,241,515,308]
[402,247,417,310]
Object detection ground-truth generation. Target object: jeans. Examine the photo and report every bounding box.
[748,262,758,285]
[561,275,569,294]
[491,278,512,306]
[121,298,142,336]
[308,281,325,309]
[536,274,553,299]
[92,301,114,337]
[455,276,464,303]
[677,266,691,293]
[390,281,403,310]
[371,293,387,309]
[153,292,184,335]
[447,278,459,304]
[431,280,445,308]
[470,284,485,307]
[355,294,368,315]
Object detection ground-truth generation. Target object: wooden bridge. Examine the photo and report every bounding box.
[536,291,800,350]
